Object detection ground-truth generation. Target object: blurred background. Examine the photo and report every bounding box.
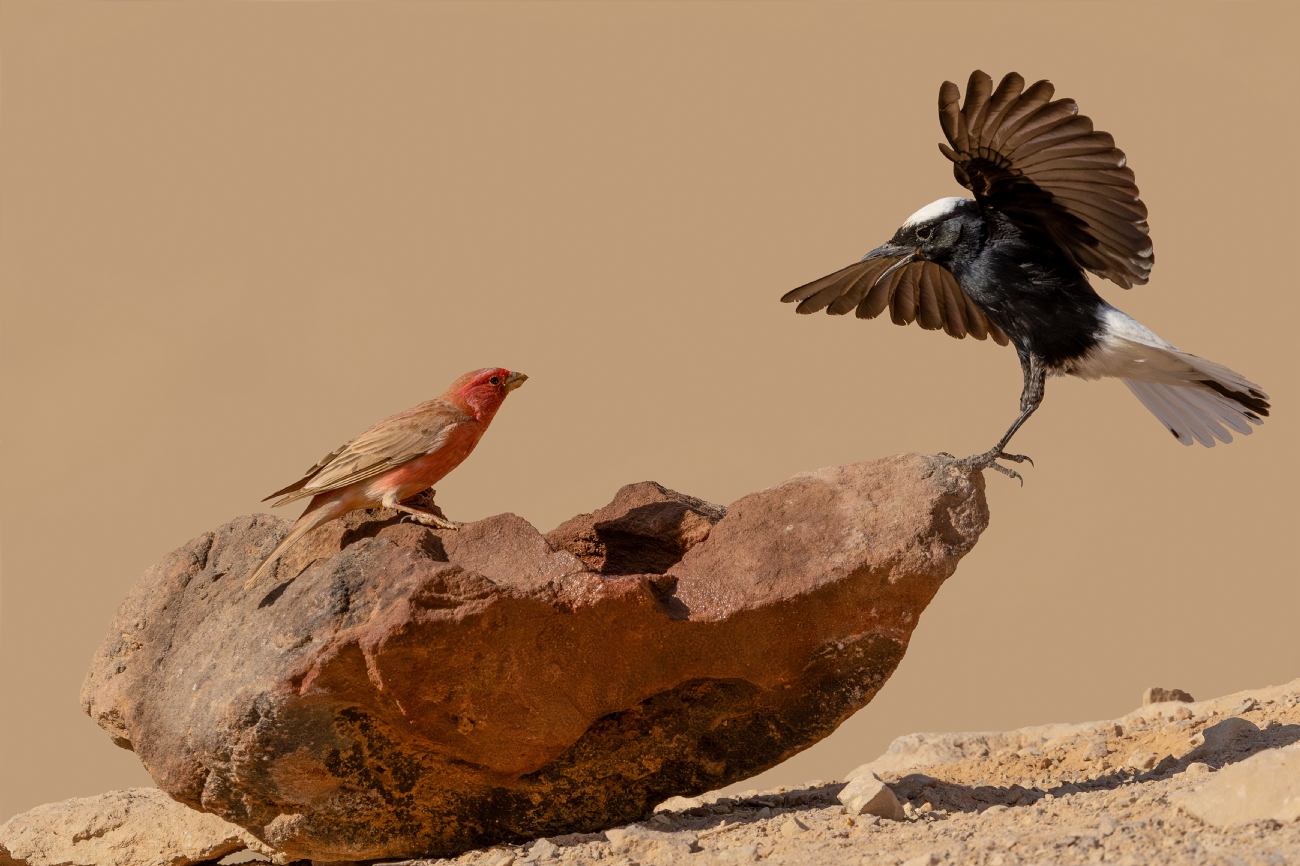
[3,1,1297,821]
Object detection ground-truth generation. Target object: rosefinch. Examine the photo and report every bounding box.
[245,368,527,589]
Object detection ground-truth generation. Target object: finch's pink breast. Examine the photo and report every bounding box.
[361,422,487,505]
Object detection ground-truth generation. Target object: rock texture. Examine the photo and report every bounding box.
[838,773,905,820]
[0,788,275,866]
[1144,686,1195,706]
[369,677,1300,866]
[1180,743,1300,827]
[81,454,987,862]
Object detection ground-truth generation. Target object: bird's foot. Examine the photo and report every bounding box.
[944,448,1034,485]
[401,511,461,530]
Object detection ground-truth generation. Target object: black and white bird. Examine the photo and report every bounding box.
[782,71,1269,480]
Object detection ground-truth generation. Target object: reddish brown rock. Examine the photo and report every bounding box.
[81,454,988,862]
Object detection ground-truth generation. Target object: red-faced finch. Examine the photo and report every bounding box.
[245,368,527,589]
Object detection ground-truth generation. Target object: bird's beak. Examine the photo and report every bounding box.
[503,371,528,392]
[861,242,917,262]
[860,242,920,286]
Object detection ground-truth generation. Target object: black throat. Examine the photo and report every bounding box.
[936,210,1107,367]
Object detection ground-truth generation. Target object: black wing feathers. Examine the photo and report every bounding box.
[940,70,1153,288]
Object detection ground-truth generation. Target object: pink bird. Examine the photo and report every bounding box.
[245,367,527,589]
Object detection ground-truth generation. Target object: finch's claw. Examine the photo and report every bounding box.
[402,512,461,530]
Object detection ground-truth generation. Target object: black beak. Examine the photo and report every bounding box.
[860,242,920,287]
[861,241,916,262]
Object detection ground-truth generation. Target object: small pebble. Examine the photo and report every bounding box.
[901,853,938,866]
[780,816,809,837]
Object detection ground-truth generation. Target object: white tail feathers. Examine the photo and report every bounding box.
[1079,307,1270,447]
[1123,379,1263,447]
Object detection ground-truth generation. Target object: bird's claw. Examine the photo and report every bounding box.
[402,513,461,530]
[952,447,1035,486]
[983,461,1025,486]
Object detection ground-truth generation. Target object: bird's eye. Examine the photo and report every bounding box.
[916,225,933,241]
[489,376,501,385]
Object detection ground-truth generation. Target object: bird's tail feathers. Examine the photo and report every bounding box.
[1110,339,1268,447]
[1123,379,1263,447]
[244,505,337,590]
[1082,307,1269,447]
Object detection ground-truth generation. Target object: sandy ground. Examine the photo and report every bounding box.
[342,679,1300,866]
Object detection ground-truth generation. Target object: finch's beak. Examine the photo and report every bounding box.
[503,371,528,392]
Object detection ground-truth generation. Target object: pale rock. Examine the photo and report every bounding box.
[604,826,695,863]
[780,816,808,837]
[712,845,759,863]
[1126,751,1158,771]
[0,788,278,866]
[527,838,558,860]
[1180,745,1300,827]
[901,853,938,866]
[1186,762,1210,775]
[838,774,905,821]
[655,796,702,813]
[1186,717,1260,762]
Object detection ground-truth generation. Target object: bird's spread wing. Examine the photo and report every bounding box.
[938,70,1152,288]
[263,400,468,506]
[781,257,1010,344]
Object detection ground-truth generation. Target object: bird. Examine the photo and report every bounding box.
[245,367,528,589]
[781,70,1269,480]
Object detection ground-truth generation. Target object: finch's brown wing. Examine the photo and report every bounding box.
[264,399,469,506]
[938,70,1152,288]
[781,257,1009,344]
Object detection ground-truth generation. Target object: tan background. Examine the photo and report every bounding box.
[2,1,1297,823]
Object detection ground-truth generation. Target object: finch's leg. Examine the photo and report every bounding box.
[957,351,1046,485]
[382,491,461,530]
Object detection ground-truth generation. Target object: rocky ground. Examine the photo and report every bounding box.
[329,679,1300,866]
[5,680,1297,866]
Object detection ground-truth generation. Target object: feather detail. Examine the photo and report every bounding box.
[886,267,916,325]
[978,72,1027,152]
[961,71,994,148]
[913,265,942,330]
[989,80,1056,150]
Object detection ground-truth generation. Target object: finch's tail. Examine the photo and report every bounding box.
[1080,306,1270,447]
[245,503,340,590]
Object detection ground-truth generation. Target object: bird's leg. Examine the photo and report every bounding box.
[961,351,1046,484]
[384,490,461,530]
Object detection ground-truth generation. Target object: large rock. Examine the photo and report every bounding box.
[0,788,276,866]
[81,454,988,862]
[1180,744,1300,826]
